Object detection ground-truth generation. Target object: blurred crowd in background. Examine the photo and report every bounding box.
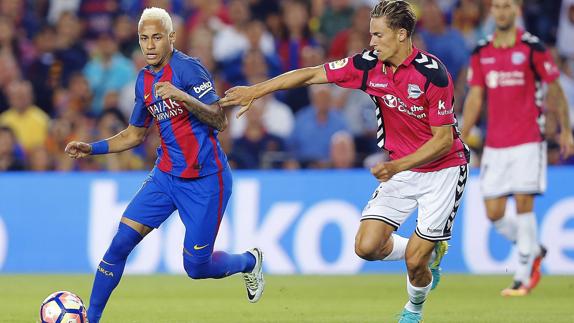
[0,0,573,172]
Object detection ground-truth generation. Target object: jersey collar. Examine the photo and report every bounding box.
[400,46,420,67]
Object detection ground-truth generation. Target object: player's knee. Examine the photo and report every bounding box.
[183,258,210,280]
[405,254,427,276]
[103,224,142,263]
[354,238,380,261]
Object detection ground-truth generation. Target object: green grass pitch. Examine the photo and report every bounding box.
[1,275,573,322]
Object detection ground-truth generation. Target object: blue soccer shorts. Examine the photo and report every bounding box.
[123,166,232,263]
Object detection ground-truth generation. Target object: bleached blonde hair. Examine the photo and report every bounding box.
[138,7,173,34]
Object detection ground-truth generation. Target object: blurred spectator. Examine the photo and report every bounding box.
[276,0,319,73]
[559,56,574,130]
[27,146,55,171]
[212,0,275,68]
[0,126,25,171]
[523,0,560,45]
[83,31,136,115]
[118,51,147,119]
[47,0,81,24]
[55,12,88,86]
[330,131,357,169]
[79,0,119,40]
[557,0,574,59]
[418,0,469,113]
[26,25,59,116]
[452,0,484,50]
[184,0,229,35]
[230,99,286,169]
[113,14,139,58]
[0,15,23,113]
[0,80,50,152]
[219,20,281,86]
[288,84,349,167]
[319,0,355,44]
[328,5,371,60]
[0,0,40,38]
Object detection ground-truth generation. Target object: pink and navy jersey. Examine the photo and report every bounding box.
[325,47,469,172]
[468,29,560,148]
[130,50,227,178]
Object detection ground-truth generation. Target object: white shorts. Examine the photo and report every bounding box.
[361,165,468,241]
[480,142,547,199]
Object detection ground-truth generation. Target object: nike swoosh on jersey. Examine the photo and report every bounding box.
[193,244,209,250]
[144,93,150,100]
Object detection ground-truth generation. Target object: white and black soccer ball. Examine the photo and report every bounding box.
[40,291,87,323]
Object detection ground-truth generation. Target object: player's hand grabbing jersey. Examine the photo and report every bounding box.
[325,48,469,172]
[468,30,561,148]
[130,50,227,178]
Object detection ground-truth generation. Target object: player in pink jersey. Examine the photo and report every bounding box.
[221,1,468,322]
[462,0,574,297]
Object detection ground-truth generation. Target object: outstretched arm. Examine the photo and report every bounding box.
[154,82,227,131]
[65,125,148,159]
[219,65,328,117]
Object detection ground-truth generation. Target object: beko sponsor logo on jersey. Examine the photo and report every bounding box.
[193,81,213,98]
[485,70,525,88]
[147,98,185,121]
[381,94,426,119]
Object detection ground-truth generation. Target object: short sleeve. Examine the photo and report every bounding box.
[467,52,485,87]
[532,49,560,83]
[427,79,455,127]
[324,56,363,89]
[129,72,152,128]
[183,60,220,105]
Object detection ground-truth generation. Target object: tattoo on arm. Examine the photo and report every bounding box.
[182,95,228,131]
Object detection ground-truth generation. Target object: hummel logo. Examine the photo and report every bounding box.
[193,244,209,250]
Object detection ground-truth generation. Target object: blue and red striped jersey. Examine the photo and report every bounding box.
[130,49,228,178]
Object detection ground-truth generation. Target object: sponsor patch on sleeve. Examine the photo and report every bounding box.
[328,58,348,70]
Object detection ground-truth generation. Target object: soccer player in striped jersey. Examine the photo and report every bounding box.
[462,0,574,296]
[65,7,264,323]
[220,1,468,322]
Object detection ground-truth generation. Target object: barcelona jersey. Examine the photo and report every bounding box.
[130,50,228,178]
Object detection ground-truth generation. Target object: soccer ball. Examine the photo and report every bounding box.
[40,291,88,323]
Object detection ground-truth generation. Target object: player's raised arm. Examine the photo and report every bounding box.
[219,65,328,118]
[64,125,147,159]
[154,81,227,131]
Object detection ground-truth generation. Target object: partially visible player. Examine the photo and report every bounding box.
[65,8,264,323]
[462,0,574,296]
[220,1,469,322]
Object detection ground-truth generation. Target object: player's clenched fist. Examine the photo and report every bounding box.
[154,81,188,101]
[65,141,92,159]
[219,86,256,118]
[370,161,400,182]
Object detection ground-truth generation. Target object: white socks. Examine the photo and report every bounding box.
[383,234,409,261]
[515,212,538,284]
[493,214,517,242]
[404,275,433,314]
